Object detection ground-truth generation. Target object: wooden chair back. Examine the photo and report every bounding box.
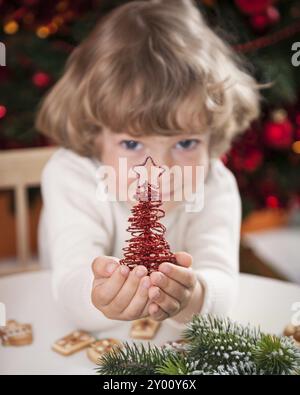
[0,146,57,271]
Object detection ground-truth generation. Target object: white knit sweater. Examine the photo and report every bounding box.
[38,147,241,332]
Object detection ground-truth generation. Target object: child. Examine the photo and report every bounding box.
[36,0,260,331]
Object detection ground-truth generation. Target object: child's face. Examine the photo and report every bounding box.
[95,128,210,213]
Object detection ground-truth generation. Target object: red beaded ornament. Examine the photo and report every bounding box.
[119,156,177,275]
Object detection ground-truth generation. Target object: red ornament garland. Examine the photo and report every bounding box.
[119,156,177,275]
[234,20,300,53]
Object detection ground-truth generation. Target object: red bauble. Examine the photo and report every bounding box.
[230,144,263,173]
[235,0,272,15]
[32,71,51,88]
[0,105,7,119]
[266,6,280,25]
[243,149,263,172]
[264,110,294,149]
[266,195,280,209]
[250,13,269,32]
[250,6,280,32]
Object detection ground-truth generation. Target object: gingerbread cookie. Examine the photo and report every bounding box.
[0,320,33,346]
[283,324,300,347]
[87,338,123,364]
[130,317,161,340]
[52,330,95,356]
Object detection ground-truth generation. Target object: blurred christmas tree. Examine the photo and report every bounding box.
[0,0,300,215]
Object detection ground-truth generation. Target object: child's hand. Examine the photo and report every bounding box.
[91,256,151,321]
[148,252,202,321]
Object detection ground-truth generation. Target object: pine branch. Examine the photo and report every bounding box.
[97,315,300,375]
[253,334,300,375]
[155,353,193,375]
[181,315,261,373]
[208,361,261,375]
[182,314,261,342]
[96,341,174,375]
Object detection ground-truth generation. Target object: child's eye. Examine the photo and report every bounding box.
[120,140,143,151]
[175,139,200,150]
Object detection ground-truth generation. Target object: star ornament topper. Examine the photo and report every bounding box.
[132,156,165,202]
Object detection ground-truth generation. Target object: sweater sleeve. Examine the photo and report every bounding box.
[39,148,123,332]
[166,159,241,330]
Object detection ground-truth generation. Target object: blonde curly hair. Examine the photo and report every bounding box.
[36,0,260,158]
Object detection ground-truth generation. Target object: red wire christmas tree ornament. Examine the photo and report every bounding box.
[119,156,177,275]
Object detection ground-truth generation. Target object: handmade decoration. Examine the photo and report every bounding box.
[130,317,161,340]
[120,156,177,275]
[87,338,123,364]
[283,324,300,347]
[52,330,95,356]
[0,320,33,346]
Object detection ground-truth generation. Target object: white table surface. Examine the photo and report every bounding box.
[0,270,300,375]
[243,227,300,284]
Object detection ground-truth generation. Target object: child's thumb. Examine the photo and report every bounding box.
[92,256,120,278]
[174,251,193,268]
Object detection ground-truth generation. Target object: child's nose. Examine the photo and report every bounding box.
[147,153,173,169]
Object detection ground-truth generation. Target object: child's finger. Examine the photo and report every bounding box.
[92,256,120,278]
[158,262,196,290]
[140,299,152,318]
[148,286,181,317]
[150,271,188,303]
[120,275,151,319]
[174,251,193,267]
[148,303,169,321]
[92,264,130,307]
[109,265,148,313]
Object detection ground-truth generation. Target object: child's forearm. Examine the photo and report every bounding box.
[170,279,205,324]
